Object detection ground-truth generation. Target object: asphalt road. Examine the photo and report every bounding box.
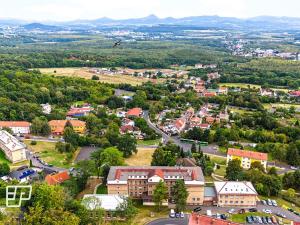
[143,111,225,157]
[75,146,97,162]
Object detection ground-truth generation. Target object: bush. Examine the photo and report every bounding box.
[91,75,100,80]
[30,140,37,145]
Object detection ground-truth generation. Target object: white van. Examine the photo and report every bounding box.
[206,210,212,216]
[169,209,175,218]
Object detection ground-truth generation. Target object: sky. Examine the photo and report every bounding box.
[0,0,299,22]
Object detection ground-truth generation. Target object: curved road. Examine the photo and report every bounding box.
[143,111,225,157]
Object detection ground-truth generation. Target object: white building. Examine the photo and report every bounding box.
[0,121,31,135]
[41,103,52,114]
[82,194,126,211]
[214,181,258,207]
[0,130,27,163]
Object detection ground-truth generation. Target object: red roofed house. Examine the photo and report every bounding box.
[174,118,186,133]
[127,108,143,117]
[205,116,219,124]
[49,120,86,135]
[45,171,70,185]
[289,90,300,98]
[0,121,31,135]
[189,213,242,225]
[227,148,268,169]
[203,92,217,97]
[67,106,93,117]
[198,124,211,130]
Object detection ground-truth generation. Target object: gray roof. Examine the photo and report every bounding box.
[107,166,204,182]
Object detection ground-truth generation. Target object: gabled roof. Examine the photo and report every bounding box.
[49,120,86,127]
[227,148,268,161]
[0,121,31,127]
[127,108,142,117]
[45,171,70,185]
[214,181,257,195]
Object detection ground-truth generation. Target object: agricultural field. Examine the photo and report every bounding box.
[263,103,300,109]
[220,83,261,89]
[39,67,156,86]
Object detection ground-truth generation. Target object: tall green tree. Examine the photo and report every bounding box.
[153,180,168,211]
[117,134,137,158]
[172,180,188,212]
[225,159,244,181]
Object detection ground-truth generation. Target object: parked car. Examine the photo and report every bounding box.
[262,217,267,224]
[169,209,175,218]
[271,216,277,224]
[263,209,272,214]
[262,200,267,205]
[180,212,184,218]
[228,208,235,214]
[193,207,202,212]
[288,208,294,212]
[267,199,273,206]
[175,212,180,218]
[220,214,227,220]
[294,211,300,216]
[276,213,286,218]
[271,200,277,207]
[249,208,258,212]
[246,216,254,224]
[257,216,263,224]
[266,217,272,224]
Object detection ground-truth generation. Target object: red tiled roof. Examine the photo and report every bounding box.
[290,91,300,96]
[227,148,268,161]
[199,124,210,129]
[0,121,30,127]
[49,120,86,127]
[204,92,217,97]
[67,107,92,116]
[175,118,185,130]
[127,108,142,117]
[189,214,242,225]
[120,125,134,133]
[45,171,70,185]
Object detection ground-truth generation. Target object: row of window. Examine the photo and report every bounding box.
[219,200,254,204]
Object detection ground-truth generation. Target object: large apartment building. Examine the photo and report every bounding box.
[214,181,258,207]
[107,166,205,206]
[0,121,31,135]
[0,130,27,163]
[227,148,268,169]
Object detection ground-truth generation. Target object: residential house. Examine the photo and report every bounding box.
[122,118,135,127]
[41,103,52,114]
[205,116,220,124]
[289,90,300,98]
[127,108,143,117]
[0,121,31,135]
[49,120,86,135]
[195,63,204,69]
[218,87,228,95]
[227,148,268,169]
[198,124,211,130]
[260,88,276,97]
[190,117,202,128]
[203,91,217,97]
[107,166,205,206]
[0,130,27,163]
[214,181,258,207]
[67,105,93,117]
[45,171,70,185]
[174,118,186,133]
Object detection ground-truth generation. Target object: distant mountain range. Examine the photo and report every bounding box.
[2,15,300,30]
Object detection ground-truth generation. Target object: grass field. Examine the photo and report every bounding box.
[263,103,300,109]
[130,206,169,225]
[137,139,161,146]
[220,83,261,89]
[39,67,157,86]
[125,147,155,166]
[24,140,75,168]
[0,150,11,165]
[214,165,226,177]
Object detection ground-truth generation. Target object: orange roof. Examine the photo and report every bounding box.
[175,118,185,130]
[0,121,31,127]
[127,108,142,117]
[45,171,70,185]
[189,214,241,225]
[204,92,217,97]
[227,148,268,161]
[49,120,86,127]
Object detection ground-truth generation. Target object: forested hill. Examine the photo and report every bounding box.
[0,65,113,121]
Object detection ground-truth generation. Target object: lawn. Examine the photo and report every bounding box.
[130,205,169,225]
[214,165,226,177]
[38,67,156,86]
[24,140,76,168]
[125,147,155,166]
[220,83,261,89]
[209,155,227,165]
[263,103,300,109]
[0,150,11,165]
[137,139,161,146]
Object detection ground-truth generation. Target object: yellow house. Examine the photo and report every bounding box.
[49,120,86,135]
[227,148,268,170]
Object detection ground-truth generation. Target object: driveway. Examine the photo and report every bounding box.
[75,146,98,162]
[146,216,189,225]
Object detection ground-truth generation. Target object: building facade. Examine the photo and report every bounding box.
[214,181,258,207]
[0,130,27,163]
[0,121,31,135]
[227,148,268,169]
[49,120,86,135]
[107,166,205,206]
